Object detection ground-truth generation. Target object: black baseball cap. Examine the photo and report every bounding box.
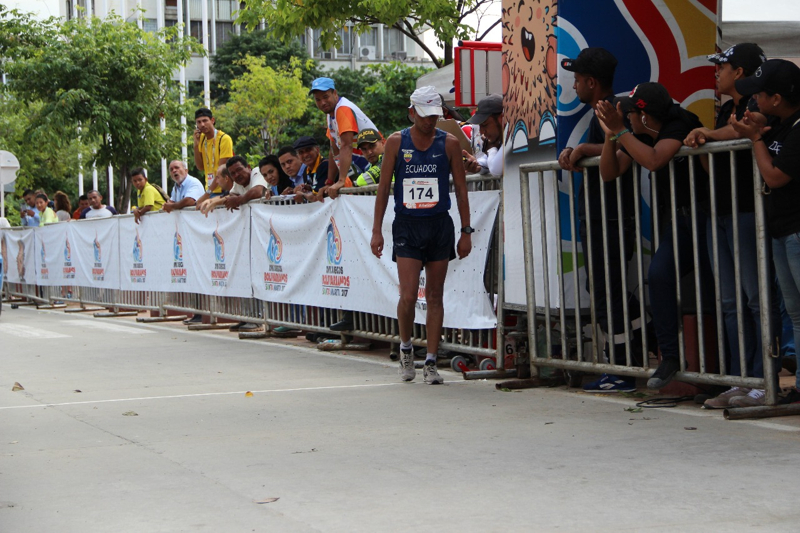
[292,136,319,150]
[735,59,800,98]
[707,43,766,76]
[466,94,503,124]
[561,47,618,81]
[617,82,673,117]
[356,128,383,145]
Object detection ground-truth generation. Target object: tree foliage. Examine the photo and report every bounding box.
[216,56,311,158]
[211,29,319,103]
[5,14,202,212]
[236,0,494,67]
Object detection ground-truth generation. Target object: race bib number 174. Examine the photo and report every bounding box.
[402,178,439,209]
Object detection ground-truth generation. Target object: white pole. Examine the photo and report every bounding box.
[103,0,108,18]
[157,0,168,191]
[92,163,98,191]
[108,165,114,208]
[211,0,217,54]
[202,0,210,107]
[137,1,143,29]
[87,0,93,20]
[178,0,188,164]
[72,0,77,20]
[78,153,84,196]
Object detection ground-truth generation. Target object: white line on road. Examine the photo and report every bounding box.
[0,323,71,339]
[66,318,155,335]
[0,381,461,411]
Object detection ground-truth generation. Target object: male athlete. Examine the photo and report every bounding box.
[371,86,473,384]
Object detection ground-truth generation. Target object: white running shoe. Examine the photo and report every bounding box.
[423,360,444,385]
[399,349,416,381]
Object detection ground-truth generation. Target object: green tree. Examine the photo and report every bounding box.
[211,29,320,103]
[236,0,497,67]
[6,14,202,212]
[216,55,310,158]
[359,62,433,136]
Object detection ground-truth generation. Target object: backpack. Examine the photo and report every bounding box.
[151,183,170,203]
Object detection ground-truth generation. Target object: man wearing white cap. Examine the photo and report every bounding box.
[371,86,473,385]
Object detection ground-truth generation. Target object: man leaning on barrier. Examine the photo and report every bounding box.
[131,168,165,224]
[559,48,644,392]
[684,43,779,409]
[163,160,205,214]
[197,165,235,217]
[597,82,713,391]
[80,190,118,219]
[224,156,270,212]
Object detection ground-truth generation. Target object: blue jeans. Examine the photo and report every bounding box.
[773,232,800,390]
[649,211,714,361]
[706,213,777,378]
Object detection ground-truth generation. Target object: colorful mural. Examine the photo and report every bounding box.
[502,0,559,153]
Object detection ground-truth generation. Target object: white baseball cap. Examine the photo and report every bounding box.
[409,86,443,117]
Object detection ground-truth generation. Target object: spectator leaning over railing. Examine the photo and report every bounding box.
[224,155,269,212]
[559,47,644,392]
[20,189,40,227]
[197,165,234,217]
[597,82,712,390]
[163,160,205,214]
[194,107,233,197]
[131,168,165,224]
[684,43,778,409]
[258,155,294,197]
[732,59,800,405]
[293,136,329,194]
[277,145,307,193]
[53,191,71,222]
[81,190,118,219]
[35,193,58,226]
[309,77,378,199]
[72,194,89,220]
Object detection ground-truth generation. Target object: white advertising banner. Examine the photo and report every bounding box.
[33,223,70,287]
[178,206,252,298]
[251,192,500,329]
[1,229,36,284]
[118,212,181,292]
[68,218,120,289]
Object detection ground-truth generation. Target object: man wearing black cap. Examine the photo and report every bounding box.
[464,94,504,177]
[294,136,330,193]
[559,47,642,392]
[683,44,776,409]
[193,108,233,197]
[354,128,387,187]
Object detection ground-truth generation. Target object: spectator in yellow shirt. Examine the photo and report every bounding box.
[35,193,58,226]
[131,168,165,224]
[193,108,233,196]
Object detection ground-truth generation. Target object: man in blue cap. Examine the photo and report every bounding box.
[309,77,378,199]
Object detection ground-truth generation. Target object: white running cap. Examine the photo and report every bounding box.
[409,86,443,118]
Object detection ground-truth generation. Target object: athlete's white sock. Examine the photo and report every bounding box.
[400,340,413,352]
[425,353,436,364]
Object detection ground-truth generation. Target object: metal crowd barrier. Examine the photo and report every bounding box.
[518,139,780,405]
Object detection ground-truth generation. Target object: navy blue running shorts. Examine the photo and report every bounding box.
[392,212,456,264]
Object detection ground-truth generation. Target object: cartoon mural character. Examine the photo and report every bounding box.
[503,0,559,152]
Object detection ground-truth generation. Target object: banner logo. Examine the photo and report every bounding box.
[264,217,287,292]
[64,238,71,262]
[211,223,228,287]
[131,228,146,283]
[91,232,105,281]
[322,216,349,296]
[171,226,187,284]
[16,242,25,281]
[40,242,49,280]
[326,216,343,265]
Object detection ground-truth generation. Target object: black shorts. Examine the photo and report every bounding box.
[392,212,456,264]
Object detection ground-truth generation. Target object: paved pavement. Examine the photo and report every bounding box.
[1,306,800,532]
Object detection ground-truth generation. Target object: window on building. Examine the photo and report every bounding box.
[383,27,406,57]
[143,18,158,34]
[216,22,234,46]
[312,29,331,59]
[190,20,205,44]
[335,26,353,56]
[360,27,378,47]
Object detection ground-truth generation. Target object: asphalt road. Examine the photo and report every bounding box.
[1,306,800,532]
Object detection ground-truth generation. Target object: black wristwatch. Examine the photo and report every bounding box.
[461,226,475,234]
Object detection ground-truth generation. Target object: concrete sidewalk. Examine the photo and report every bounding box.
[1,307,799,532]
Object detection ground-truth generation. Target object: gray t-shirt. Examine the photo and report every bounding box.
[83,206,118,219]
